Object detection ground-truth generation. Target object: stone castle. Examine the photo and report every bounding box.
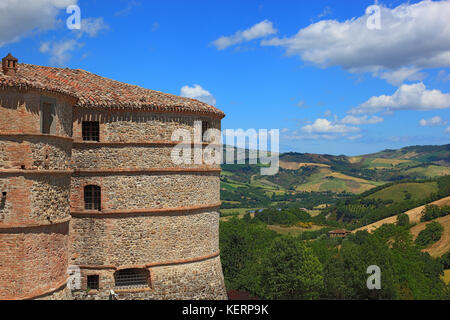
[0,53,227,300]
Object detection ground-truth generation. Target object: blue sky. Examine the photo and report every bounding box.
[1,0,449,155]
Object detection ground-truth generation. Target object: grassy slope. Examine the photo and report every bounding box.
[366,182,438,202]
[410,214,450,258]
[353,196,450,234]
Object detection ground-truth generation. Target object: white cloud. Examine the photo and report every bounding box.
[212,20,277,50]
[419,116,448,127]
[0,0,77,47]
[261,1,450,84]
[340,115,384,125]
[445,127,450,133]
[376,67,427,86]
[350,83,450,114]
[318,6,332,19]
[181,84,217,106]
[296,100,308,108]
[77,17,109,38]
[324,110,333,117]
[347,134,363,141]
[437,70,450,82]
[301,118,360,134]
[40,39,81,66]
[115,0,141,17]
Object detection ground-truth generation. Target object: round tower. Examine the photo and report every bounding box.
[69,106,227,299]
[0,54,75,299]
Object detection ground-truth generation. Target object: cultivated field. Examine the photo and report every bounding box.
[410,214,450,258]
[353,196,450,234]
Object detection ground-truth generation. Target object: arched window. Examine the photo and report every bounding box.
[84,185,101,210]
[114,268,149,288]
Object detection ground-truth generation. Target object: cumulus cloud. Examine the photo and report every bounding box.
[261,1,450,84]
[301,118,360,134]
[77,17,109,38]
[340,115,384,125]
[350,83,450,114]
[0,0,77,47]
[181,84,217,106]
[419,116,448,127]
[40,39,82,66]
[437,70,450,82]
[376,67,427,86]
[212,20,277,50]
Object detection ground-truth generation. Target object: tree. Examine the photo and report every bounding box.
[260,236,323,299]
[396,213,410,227]
[415,222,444,247]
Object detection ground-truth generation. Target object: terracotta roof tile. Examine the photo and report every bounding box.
[0,63,225,118]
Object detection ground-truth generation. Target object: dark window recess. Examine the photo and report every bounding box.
[84,185,101,211]
[0,192,6,210]
[82,121,100,142]
[202,121,209,142]
[41,103,54,134]
[87,275,99,290]
[114,269,149,288]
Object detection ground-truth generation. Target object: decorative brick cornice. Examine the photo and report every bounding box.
[73,141,221,147]
[0,216,71,230]
[0,132,73,142]
[77,250,221,271]
[72,168,221,175]
[0,169,73,175]
[70,202,221,217]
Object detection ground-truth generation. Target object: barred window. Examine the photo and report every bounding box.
[87,275,99,290]
[84,185,101,211]
[82,121,100,142]
[114,269,149,288]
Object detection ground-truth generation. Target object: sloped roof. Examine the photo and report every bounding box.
[0,62,224,118]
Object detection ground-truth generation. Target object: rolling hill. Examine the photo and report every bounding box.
[221,144,450,210]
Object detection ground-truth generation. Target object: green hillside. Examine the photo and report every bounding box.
[220,144,450,211]
[366,182,438,202]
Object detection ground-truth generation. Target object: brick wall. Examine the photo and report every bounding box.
[0,88,72,300]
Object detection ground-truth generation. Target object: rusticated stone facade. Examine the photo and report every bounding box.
[0,54,226,300]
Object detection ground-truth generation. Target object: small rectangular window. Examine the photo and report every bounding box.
[41,102,55,134]
[84,185,101,211]
[202,121,209,142]
[87,275,99,290]
[82,121,100,142]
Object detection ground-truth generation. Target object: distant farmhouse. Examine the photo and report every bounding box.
[0,53,226,300]
[328,229,351,238]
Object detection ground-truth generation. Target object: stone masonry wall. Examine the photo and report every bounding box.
[72,256,226,300]
[70,173,220,211]
[70,209,220,266]
[72,144,220,170]
[72,108,221,143]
